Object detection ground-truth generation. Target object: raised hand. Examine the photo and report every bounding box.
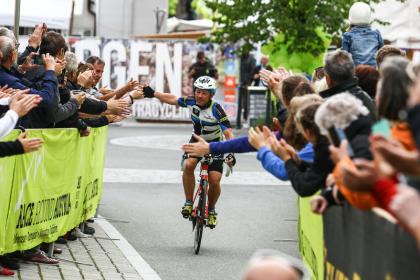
[77,70,95,88]
[19,52,40,72]
[9,90,41,117]
[268,137,291,161]
[42,53,56,71]
[106,114,126,123]
[54,58,66,76]
[341,158,377,192]
[71,92,86,107]
[130,89,145,100]
[329,140,350,164]
[28,24,44,48]
[279,138,300,164]
[106,96,130,115]
[370,135,420,175]
[181,134,210,157]
[125,78,139,91]
[248,127,267,150]
[99,85,113,95]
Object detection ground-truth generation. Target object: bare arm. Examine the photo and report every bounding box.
[154,92,179,106]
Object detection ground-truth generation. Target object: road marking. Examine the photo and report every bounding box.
[104,168,289,186]
[110,135,256,156]
[96,215,162,280]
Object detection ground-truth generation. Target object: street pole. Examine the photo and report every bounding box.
[265,89,271,126]
[14,0,21,41]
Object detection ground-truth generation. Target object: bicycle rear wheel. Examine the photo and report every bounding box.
[194,181,207,254]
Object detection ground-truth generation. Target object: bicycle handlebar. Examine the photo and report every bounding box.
[181,153,234,177]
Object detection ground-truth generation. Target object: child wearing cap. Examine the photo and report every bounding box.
[341,2,384,67]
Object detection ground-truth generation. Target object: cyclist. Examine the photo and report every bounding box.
[140,76,235,228]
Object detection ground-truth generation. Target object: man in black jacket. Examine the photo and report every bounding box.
[239,52,256,122]
[0,36,62,128]
[24,31,81,127]
[320,50,376,120]
[188,51,218,83]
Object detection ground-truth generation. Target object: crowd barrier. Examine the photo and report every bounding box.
[0,127,108,254]
[298,197,420,279]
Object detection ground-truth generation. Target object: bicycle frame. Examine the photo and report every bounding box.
[191,158,210,226]
[190,155,212,254]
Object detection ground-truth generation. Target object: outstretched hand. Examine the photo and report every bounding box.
[17,132,43,153]
[181,134,210,157]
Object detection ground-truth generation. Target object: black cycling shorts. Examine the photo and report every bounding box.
[185,135,224,174]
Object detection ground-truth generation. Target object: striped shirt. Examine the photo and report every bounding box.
[178,96,231,142]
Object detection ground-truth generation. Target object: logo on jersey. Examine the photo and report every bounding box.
[193,108,200,116]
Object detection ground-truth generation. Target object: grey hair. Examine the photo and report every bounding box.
[65,52,79,73]
[0,36,15,64]
[315,92,369,136]
[0,27,15,40]
[242,249,307,280]
[324,50,355,84]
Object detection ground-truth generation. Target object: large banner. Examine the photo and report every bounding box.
[324,204,420,279]
[298,196,324,280]
[0,127,107,254]
[69,38,238,121]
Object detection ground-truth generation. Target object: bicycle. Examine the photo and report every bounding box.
[181,154,232,254]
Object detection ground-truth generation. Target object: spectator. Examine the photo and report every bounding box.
[249,94,322,181]
[242,249,305,280]
[313,93,376,211]
[252,55,273,86]
[239,52,257,121]
[376,56,417,151]
[320,50,376,119]
[188,51,218,83]
[341,2,384,67]
[0,91,43,158]
[0,35,60,128]
[355,65,379,99]
[330,59,419,212]
[75,62,130,116]
[375,45,406,69]
[84,55,139,102]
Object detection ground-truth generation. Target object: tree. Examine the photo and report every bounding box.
[206,0,386,56]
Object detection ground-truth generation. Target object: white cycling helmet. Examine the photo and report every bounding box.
[194,76,217,95]
[349,2,371,25]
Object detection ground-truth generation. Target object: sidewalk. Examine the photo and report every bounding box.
[8,221,145,280]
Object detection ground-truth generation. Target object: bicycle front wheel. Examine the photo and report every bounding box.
[194,220,203,254]
[194,180,207,254]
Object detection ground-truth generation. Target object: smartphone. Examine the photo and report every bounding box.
[328,126,354,157]
[33,54,43,65]
[372,119,391,139]
[70,90,84,95]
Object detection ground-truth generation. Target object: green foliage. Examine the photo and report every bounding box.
[206,0,386,56]
[192,0,213,19]
[169,0,179,17]
[262,29,330,73]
